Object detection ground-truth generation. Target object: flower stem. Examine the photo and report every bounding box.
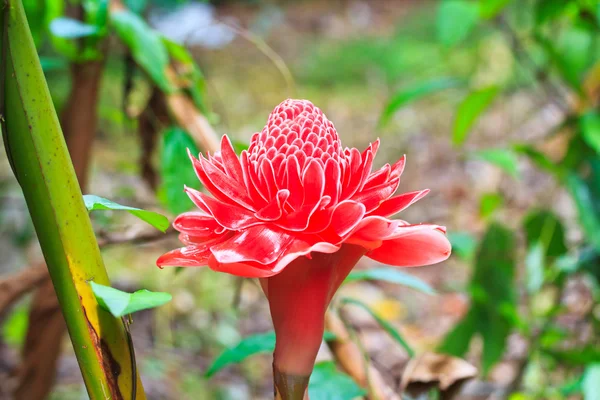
[273,364,310,400]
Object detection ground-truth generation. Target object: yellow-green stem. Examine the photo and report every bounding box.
[0,0,145,398]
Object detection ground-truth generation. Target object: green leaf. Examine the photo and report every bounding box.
[344,268,436,295]
[543,345,600,366]
[535,0,575,24]
[581,112,600,155]
[205,331,275,377]
[205,331,336,378]
[583,364,600,400]
[159,127,202,214]
[49,17,99,39]
[556,24,594,90]
[83,194,169,232]
[453,86,499,146]
[308,361,366,400]
[341,297,414,357]
[111,10,172,92]
[479,0,512,19]
[475,223,517,375]
[513,144,563,177]
[523,210,568,259]
[90,282,172,318]
[448,231,477,261]
[479,192,503,219]
[470,148,520,178]
[437,0,480,47]
[525,242,545,293]
[3,304,29,347]
[380,78,462,126]
[442,223,516,375]
[439,308,477,356]
[566,174,600,251]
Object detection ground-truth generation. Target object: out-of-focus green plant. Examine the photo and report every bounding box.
[379,0,600,396]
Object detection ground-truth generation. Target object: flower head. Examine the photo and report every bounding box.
[157,99,451,391]
[157,99,451,276]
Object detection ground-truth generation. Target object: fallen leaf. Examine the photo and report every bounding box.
[401,352,478,392]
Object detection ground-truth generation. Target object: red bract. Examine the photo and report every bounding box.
[157,99,451,392]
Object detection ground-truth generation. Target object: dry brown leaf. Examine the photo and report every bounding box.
[401,352,478,392]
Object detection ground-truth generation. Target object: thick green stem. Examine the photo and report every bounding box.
[1,0,145,398]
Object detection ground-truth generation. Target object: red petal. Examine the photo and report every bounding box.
[256,189,290,221]
[323,158,341,204]
[208,255,277,278]
[286,155,304,210]
[366,224,451,267]
[363,163,391,189]
[390,155,406,179]
[260,158,278,200]
[185,187,260,230]
[369,189,429,217]
[345,216,399,249]
[351,178,399,213]
[210,225,294,265]
[156,245,212,267]
[240,151,268,207]
[173,212,223,238]
[302,159,325,207]
[330,201,366,237]
[199,155,255,210]
[220,135,245,184]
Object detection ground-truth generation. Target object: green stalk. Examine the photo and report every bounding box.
[1,0,145,398]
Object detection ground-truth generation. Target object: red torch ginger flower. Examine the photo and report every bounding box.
[157,99,451,397]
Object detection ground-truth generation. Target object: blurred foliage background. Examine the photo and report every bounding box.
[1,0,600,399]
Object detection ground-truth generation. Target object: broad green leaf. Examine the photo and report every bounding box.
[523,210,567,259]
[448,231,477,261]
[49,17,99,39]
[205,331,336,378]
[90,282,172,318]
[525,242,545,293]
[308,361,366,400]
[556,24,594,90]
[111,10,172,92]
[453,86,499,146]
[470,148,520,178]
[159,127,202,214]
[344,268,436,295]
[380,78,462,126]
[566,174,600,251]
[479,0,512,19]
[437,0,480,47]
[583,364,600,400]
[83,194,169,232]
[83,0,109,30]
[341,298,414,357]
[581,112,600,155]
[439,308,477,356]
[479,192,503,219]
